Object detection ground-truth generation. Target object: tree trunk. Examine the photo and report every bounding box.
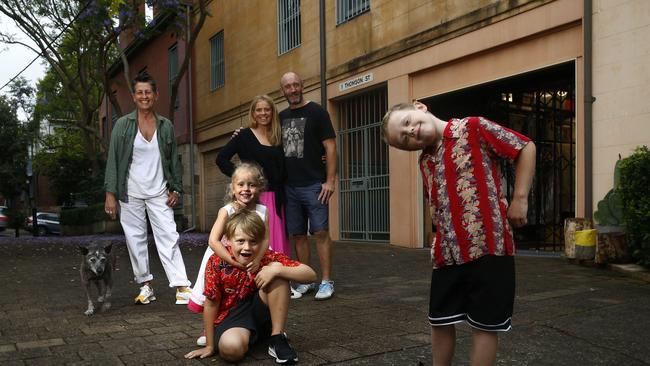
[595,228,629,264]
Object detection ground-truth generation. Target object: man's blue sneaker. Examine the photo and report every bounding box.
[314,281,334,300]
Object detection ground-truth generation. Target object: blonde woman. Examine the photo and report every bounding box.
[216,95,290,256]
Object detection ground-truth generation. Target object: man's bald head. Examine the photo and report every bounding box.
[280,71,305,108]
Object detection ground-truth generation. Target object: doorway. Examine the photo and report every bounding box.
[337,86,390,241]
[422,61,576,250]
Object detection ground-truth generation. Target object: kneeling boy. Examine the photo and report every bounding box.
[184,209,316,364]
[382,101,536,366]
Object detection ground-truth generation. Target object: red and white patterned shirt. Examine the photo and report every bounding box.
[419,117,530,269]
[203,249,300,325]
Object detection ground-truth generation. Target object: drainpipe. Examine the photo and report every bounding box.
[183,3,197,232]
[319,0,327,108]
[584,0,593,218]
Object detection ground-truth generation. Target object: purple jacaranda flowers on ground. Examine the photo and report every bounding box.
[0,232,209,247]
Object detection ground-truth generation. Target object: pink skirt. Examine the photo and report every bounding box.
[260,191,291,255]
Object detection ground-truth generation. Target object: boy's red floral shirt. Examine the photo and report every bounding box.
[203,249,300,325]
[419,116,530,269]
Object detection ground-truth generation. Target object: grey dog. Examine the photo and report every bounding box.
[79,241,115,316]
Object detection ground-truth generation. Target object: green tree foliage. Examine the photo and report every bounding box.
[1,0,208,206]
[7,77,35,120]
[618,146,650,267]
[32,127,102,206]
[0,0,209,153]
[0,0,120,175]
[0,95,28,202]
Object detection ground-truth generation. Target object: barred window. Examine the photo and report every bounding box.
[210,31,225,90]
[111,92,118,125]
[102,117,109,141]
[277,0,301,55]
[168,44,179,109]
[336,0,370,25]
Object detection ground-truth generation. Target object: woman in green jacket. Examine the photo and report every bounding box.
[104,72,191,306]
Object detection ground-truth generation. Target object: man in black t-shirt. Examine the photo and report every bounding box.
[279,72,337,301]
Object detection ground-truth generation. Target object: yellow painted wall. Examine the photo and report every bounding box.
[327,0,583,247]
[193,0,586,243]
[193,0,324,139]
[193,0,547,139]
[327,0,500,70]
[591,0,650,215]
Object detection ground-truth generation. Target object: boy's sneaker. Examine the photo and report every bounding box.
[314,281,334,300]
[294,282,317,295]
[268,333,298,364]
[175,287,192,305]
[134,284,156,304]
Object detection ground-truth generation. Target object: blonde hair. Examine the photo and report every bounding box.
[380,102,417,144]
[224,161,267,205]
[224,209,266,242]
[249,95,282,146]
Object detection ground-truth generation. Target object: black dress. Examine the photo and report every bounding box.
[215,128,286,217]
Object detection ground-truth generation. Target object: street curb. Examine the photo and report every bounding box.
[609,263,650,283]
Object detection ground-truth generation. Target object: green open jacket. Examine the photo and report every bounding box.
[104,110,182,202]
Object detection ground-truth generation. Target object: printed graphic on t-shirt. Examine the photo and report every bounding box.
[282,118,305,158]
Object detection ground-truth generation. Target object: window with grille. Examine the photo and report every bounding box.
[277,0,301,55]
[102,117,108,141]
[210,31,225,90]
[336,0,369,25]
[168,43,179,109]
[111,92,118,125]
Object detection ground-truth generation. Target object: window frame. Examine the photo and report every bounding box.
[210,31,225,90]
[336,0,370,25]
[277,0,301,55]
[110,91,118,125]
[168,43,179,109]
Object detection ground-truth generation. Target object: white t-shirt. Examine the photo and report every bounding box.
[127,129,167,199]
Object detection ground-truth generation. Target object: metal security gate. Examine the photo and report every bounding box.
[337,87,389,241]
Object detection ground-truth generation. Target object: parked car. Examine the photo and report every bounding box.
[0,206,7,232]
[25,212,61,235]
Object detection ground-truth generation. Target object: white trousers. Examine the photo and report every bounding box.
[119,194,191,288]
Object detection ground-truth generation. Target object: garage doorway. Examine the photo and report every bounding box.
[422,61,576,250]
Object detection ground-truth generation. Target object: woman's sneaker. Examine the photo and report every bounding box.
[290,287,303,299]
[134,284,156,304]
[294,282,317,295]
[314,281,334,300]
[175,287,192,305]
[268,333,298,364]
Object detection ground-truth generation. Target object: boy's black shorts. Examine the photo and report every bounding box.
[428,254,515,332]
[214,292,272,345]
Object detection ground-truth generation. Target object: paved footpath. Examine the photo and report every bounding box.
[0,233,648,365]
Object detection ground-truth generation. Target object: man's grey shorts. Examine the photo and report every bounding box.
[285,183,329,235]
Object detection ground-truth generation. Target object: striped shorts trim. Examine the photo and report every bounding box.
[429,313,512,332]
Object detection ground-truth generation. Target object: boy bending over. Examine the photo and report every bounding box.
[185,209,316,364]
[382,101,535,366]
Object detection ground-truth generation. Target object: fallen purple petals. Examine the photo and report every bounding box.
[0,232,209,247]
